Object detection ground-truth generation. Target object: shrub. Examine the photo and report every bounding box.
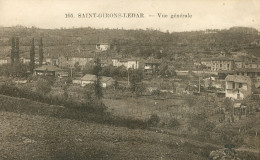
[167,118,180,128]
[147,114,160,127]
[151,89,161,97]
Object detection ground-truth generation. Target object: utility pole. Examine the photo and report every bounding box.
[70,67,73,78]
[198,76,201,93]
[127,68,130,86]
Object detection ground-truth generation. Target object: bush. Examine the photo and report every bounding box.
[151,89,161,97]
[147,114,160,127]
[167,118,180,128]
[0,84,106,113]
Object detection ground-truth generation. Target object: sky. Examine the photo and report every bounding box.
[0,0,259,32]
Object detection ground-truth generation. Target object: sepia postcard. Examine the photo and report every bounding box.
[0,0,259,159]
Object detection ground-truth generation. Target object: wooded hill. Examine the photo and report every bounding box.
[0,26,259,59]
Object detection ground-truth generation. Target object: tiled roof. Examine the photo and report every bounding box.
[234,68,260,72]
[247,62,260,65]
[225,75,252,83]
[201,58,212,61]
[201,57,233,61]
[96,43,109,45]
[81,74,114,82]
[81,74,97,81]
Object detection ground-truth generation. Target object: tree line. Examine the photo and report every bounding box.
[0,37,44,77]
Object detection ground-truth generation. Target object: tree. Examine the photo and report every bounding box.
[74,62,81,72]
[223,98,234,113]
[11,63,29,77]
[15,37,20,63]
[30,38,35,73]
[158,62,168,77]
[147,114,160,127]
[82,63,95,75]
[93,58,103,100]
[129,69,143,94]
[36,77,52,94]
[10,37,15,66]
[113,80,119,90]
[39,37,43,66]
[135,82,146,96]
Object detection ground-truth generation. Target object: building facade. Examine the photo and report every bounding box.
[112,58,139,69]
[201,57,234,71]
[225,75,252,100]
[96,43,110,51]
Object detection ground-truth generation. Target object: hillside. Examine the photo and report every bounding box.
[0,94,214,160]
[0,26,259,60]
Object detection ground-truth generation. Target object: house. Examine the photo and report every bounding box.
[96,43,110,51]
[81,74,96,86]
[233,68,260,78]
[244,62,260,69]
[45,55,58,66]
[58,53,94,69]
[0,57,10,65]
[112,58,139,69]
[80,74,114,88]
[234,58,244,69]
[144,59,161,73]
[204,76,225,90]
[67,54,94,68]
[225,75,252,100]
[20,56,31,64]
[58,55,69,68]
[201,58,213,70]
[175,70,189,76]
[201,57,234,71]
[211,57,234,71]
[34,65,64,77]
[100,59,109,67]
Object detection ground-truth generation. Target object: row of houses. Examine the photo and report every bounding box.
[33,65,115,88]
[0,54,163,73]
[201,55,260,71]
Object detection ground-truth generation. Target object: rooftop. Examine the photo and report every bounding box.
[81,74,96,81]
[144,58,161,64]
[225,75,252,83]
[234,68,260,72]
[81,74,114,82]
[96,43,109,45]
[201,57,233,61]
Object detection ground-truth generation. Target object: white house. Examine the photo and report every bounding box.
[80,74,114,88]
[96,43,110,51]
[112,58,139,69]
[0,57,9,65]
[225,75,252,100]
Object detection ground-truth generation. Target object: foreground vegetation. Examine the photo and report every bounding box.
[0,94,215,160]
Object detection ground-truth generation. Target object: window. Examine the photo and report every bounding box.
[232,82,235,89]
[239,83,242,88]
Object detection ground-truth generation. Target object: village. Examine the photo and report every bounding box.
[0,26,259,160]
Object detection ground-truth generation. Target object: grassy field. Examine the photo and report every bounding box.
[103,97,187,120]
[0,94,217,160]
